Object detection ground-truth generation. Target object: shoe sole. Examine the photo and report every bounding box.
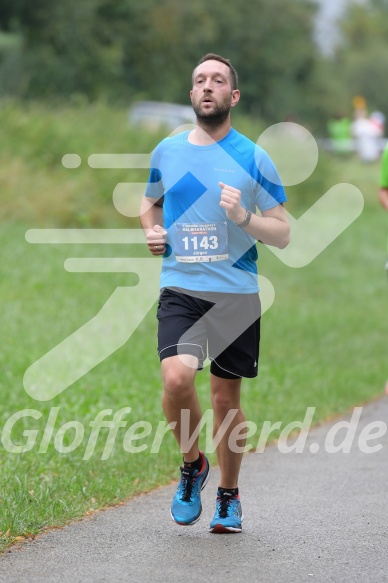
[171,512,202,526]
[170,464,211,526]
[209,513,243,533]
[209,523,242,533]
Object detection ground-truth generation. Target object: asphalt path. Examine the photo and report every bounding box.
[1,396,387,583]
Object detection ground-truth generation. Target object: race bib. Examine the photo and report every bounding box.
[174,222,228,262]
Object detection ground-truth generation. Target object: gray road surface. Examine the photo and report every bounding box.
[1,397,387,583]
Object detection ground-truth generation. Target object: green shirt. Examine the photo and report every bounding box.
[380,144,388,188]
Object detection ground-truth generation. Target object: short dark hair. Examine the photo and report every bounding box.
[193,53,239,90]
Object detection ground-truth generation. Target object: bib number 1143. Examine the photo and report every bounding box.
[182,234,219,251]
[175,222,228,263]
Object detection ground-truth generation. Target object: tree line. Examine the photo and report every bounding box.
[0,0,387,130]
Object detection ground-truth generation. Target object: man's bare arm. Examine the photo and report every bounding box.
[245,204,290,249]
[140,196,167,256]
[219,182,290,249]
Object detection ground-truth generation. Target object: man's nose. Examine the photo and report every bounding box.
[203,80,213,92]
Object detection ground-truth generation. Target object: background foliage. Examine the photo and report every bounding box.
[0,0,388,128]
[0,102,386,551]
[0,0,387,552]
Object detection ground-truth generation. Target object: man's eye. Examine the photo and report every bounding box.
[215,79,223,84]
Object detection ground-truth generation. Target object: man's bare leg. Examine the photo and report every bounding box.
[164,354,211,526]
[210,374,245,488]
[161,354,202,462]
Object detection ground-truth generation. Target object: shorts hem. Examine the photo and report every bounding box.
[210,358,258,380]
[158,343,205,369]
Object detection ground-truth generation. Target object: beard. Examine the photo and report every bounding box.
[191,96,232,129]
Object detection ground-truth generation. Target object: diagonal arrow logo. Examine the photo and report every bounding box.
[23,122,364,400]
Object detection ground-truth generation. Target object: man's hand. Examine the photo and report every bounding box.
[219,182,246,224]
[146,225,167,256]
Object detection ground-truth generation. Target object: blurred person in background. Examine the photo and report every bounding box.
[327,112,351,154]
[379,141,388,396]
[379,142,388,274]
[379,142,388,212]
[352,109,384,163]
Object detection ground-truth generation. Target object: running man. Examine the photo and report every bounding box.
[140,53,290,533]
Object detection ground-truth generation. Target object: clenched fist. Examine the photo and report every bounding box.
[146,224,167,255]
[219,182,246,224]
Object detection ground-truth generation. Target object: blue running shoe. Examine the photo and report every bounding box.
[171,451,210,525]
[209,489,243,533]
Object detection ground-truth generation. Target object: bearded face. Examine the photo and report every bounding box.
[190,60,239,129]
[191,92,234,127]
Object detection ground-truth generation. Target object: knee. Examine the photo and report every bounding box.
[162,366,194,401]
[211,378,242,418]
[211,391,239,418]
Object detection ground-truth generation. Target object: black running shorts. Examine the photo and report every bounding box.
[156,287,261,379]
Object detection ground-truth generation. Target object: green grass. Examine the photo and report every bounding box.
[0,101,387,551]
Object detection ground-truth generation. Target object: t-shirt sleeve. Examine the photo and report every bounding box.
[253,146,287,211]
[380,145,388,188]
[144,143,165,199]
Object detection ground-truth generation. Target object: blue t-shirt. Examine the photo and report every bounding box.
[145,128,287,293]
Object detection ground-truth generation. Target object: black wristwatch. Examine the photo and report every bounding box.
[235,209,252,228]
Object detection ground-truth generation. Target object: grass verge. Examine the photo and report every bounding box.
[0,102,387,551]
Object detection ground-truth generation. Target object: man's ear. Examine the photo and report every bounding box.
[231,90,240,107]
